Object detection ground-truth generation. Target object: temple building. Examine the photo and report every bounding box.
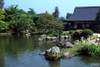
[64,7,100,29]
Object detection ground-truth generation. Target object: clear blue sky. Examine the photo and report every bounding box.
[5,0,100,17]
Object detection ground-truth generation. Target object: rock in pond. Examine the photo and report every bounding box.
[63,42,74,48]
[45,46,61,60]
[56,42,64,47]
[64,36,68,39]
[51,37,57,40]
[46,36,57,40]
[60,35,65,39]
[46,37,51,40]
[39,37,44,41]
[62,52,74,58]
[50,46,60,54]
[39,52,46,56]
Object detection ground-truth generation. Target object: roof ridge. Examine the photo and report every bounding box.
[76,6,100,9]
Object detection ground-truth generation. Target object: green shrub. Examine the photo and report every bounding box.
[72,31,80,38]
[81,29,93,38]
[48,33,59,37]
[52,33,59,37]
[68,30,75,36]
[79,44,100,57]
[48,34,53,37]
[61,32,68,36]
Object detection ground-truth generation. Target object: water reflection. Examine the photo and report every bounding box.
[80,56,100,64]
[48,60,60,67]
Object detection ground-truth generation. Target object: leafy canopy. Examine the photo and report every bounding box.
[4,5,35,33]
[0,9,8,31]
[37,13,63,34]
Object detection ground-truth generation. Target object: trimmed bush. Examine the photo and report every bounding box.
[81,29,93,38]
[72,31,80,38]
[79,44,100,57]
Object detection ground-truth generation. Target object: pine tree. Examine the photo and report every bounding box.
[52,6,59,19]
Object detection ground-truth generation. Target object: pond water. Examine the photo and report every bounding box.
[0,35,100,67]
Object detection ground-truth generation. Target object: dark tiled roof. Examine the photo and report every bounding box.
[65,6,100,22]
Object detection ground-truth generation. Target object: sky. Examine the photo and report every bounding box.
[5,0,100,18]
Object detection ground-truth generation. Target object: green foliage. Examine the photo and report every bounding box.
[29,14,40,27]
[81,29,93,38]
[66,13,72,19]
[61,31,74,36]
[4,5,35,33]
[5,5,19,22]
[0,9,8,32]
[52,6,59,19]
[16,14,35,32]
[72,31,80,38]
[79,44,100,57]
[18,9,26,14]
[48,33,59,37]
[68,30,75,35]
[27,8,35,15]
[27,8,39,31]
[59,17,65,21]
[0,5,64,34]
[70,29,93,38]
[37,13,63,34]
[0,9,5,20]
[61,32,67,36]
[0,21,8,31]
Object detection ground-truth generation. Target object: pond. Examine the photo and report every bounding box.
[0,35,100,67]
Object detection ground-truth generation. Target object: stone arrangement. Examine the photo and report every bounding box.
[39,41,78,60]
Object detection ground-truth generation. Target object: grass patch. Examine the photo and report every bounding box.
[60,43,83,56]
[60,43,100,57]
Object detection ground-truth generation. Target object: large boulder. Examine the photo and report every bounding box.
[62,52,74,58]
[51,37,57,40]
[73,40,79,45]
[46,36,57,40]
[63,42,74,48]
[56,42,64,47]
[39,37,44,41]
[45,46,60,60]
[96,38,100,42]
[50,46,60,54]
[46,36,51,40]
[60,35,65,39]
[64,36,68,39]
